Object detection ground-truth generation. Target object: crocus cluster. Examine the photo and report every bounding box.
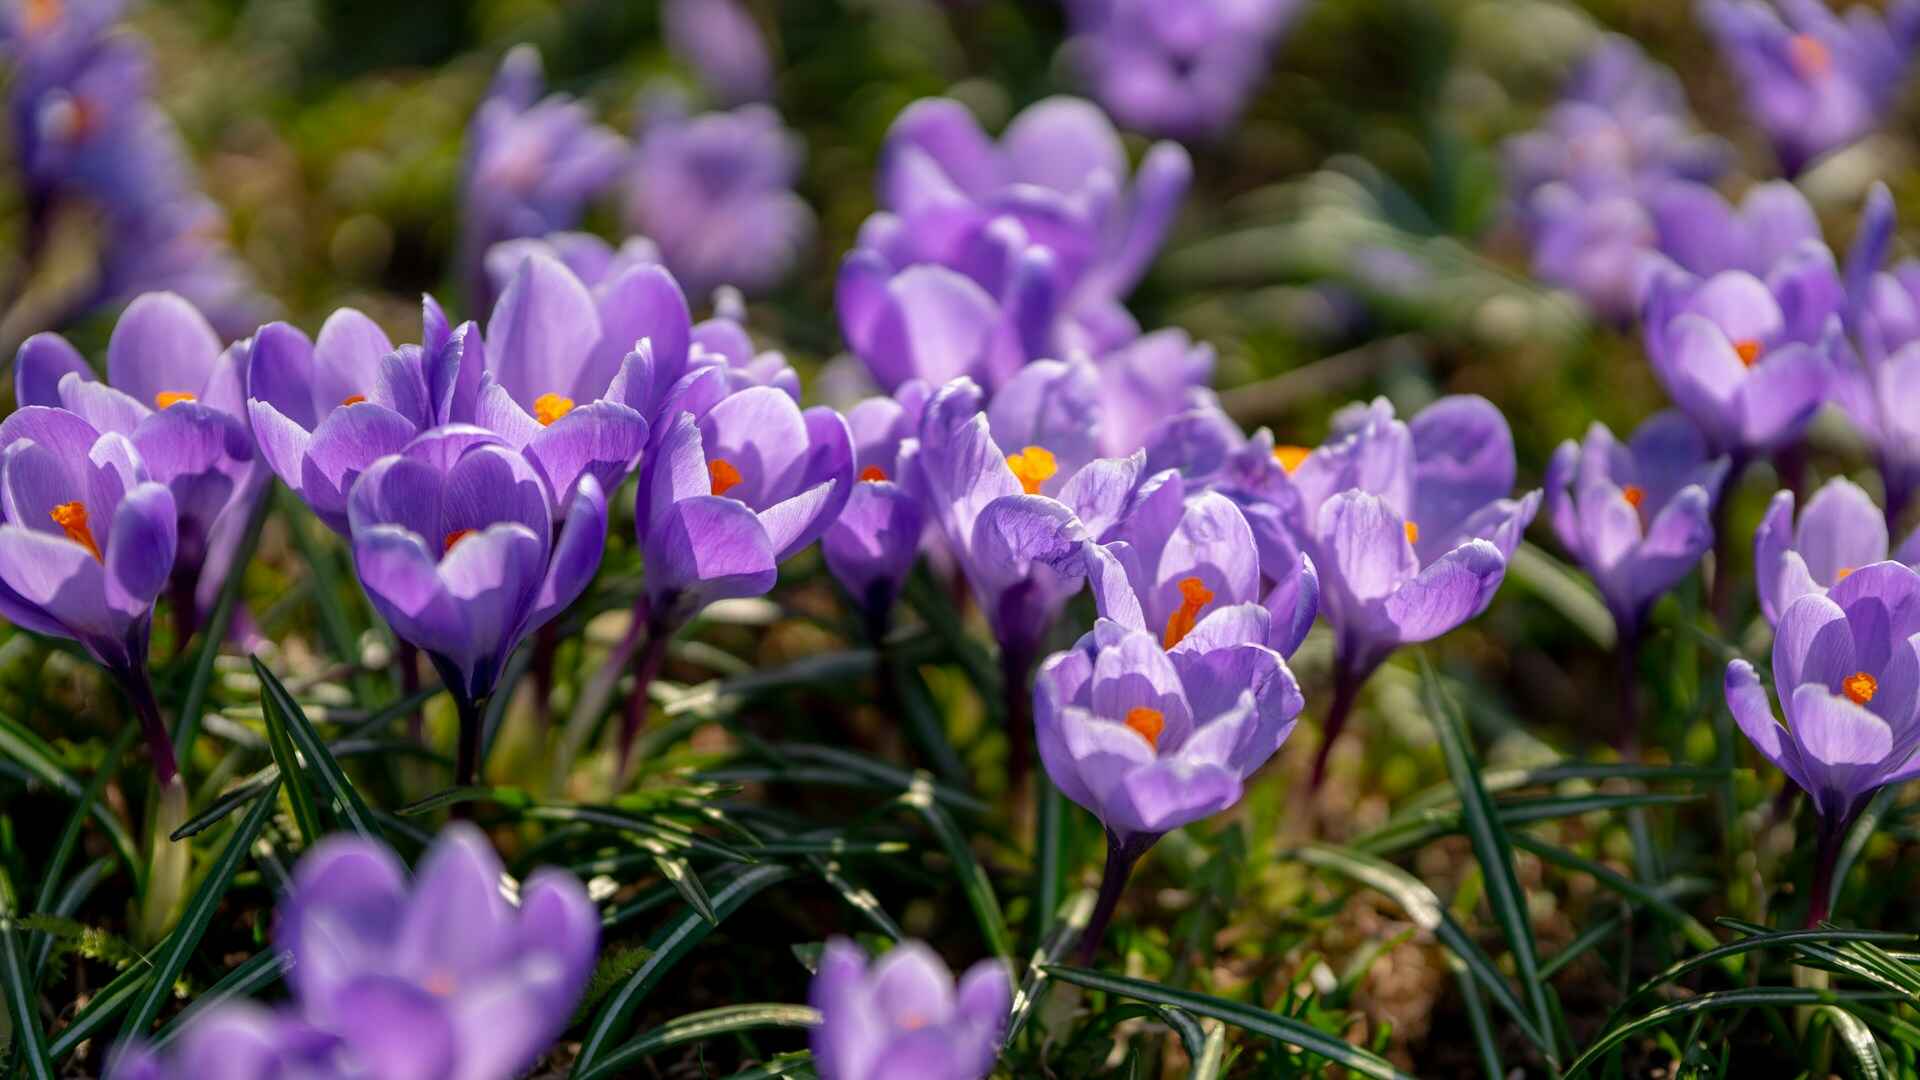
[1058,0,1307,140]
[809,938,1011,1080]
[1502,35,1729,321]
[1,0,267,334]
[1699,0,1920,176]
[111,824,600,1080]
[1833,185,1920,521]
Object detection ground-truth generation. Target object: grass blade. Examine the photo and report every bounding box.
[251,656,380,839]
[0,712,139,880]
[1041,965,1416,1079]
[899,773,1011,966]
[1512,834,1721,956]
[261,682,323,847]
[1821,1005,1885,1078]
[1189,1019,1229,1080]
[1565,988,1904,1077]
[27,725,135,983]
[573,1003,820,1080]
[1,883,55,1080]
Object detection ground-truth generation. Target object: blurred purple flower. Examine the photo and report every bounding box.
[823,381,931,635]
[1756,477,1920,626]
[624,93,814,299]
[15,293,261,633]
[664,0,773,106]
[1060,0,1306,140]
[461,46,628,311]
[1545,412,1728,638]
[108,1004,338,1080]
[1649,180,1823,278]
[484,231,662,296]
[1833,185,1920,520]
[810,937,1009,1080]
[1526,187,1660,322]
[1699,0,1920,175]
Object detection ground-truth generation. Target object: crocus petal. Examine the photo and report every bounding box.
[487,253,603,410]
[57,373,151,438]
[106,292,222,412]
[326,976,458,1080]
[522,400,648,510]
[1795,478,1889,586]
[14,333,91,408]
[105,482,177,613]
[1774,591,1855,691]
[1383,540,1507,644]
[1319,490,1417,605]
[529,474,608,630]
[1733,342,1829,450]
[1726,659,1810,792]
[646,494,779,610]
[300,404,420,533]
[1409,395,1517,545]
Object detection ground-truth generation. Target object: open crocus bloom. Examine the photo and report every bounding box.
[1756,477,1920,626]
[638,383,852,625]
[1036,619,1303,841]
[1086,469,1317,658]
[809,937,1010,1080]
[1727,561,1920,825]
[0,406,176,673]
[472,251,676,506]
[1648,179,1823,279]
[1545,411,1728,638]
[15,292,259,624]
[347,430,608,703]
[275,824,599,1080]
[1699,0,1920,175]
[823,382,931,630]
[109,1003,339,1080]
[1640,259,1838,456]
[1288,396,1540,684]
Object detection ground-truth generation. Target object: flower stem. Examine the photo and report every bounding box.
[1805,813,1849,928]
[1615,631,1642,759]
[530,623,559,729]
[1001,644,1036,797]
[397,640,424,744]
[1709,452,1749,624]
[452,690,489,793]
[121,664,178,789]
[1309,667,1361,793]
[616,617,674,785]
[1074,830,1159,966]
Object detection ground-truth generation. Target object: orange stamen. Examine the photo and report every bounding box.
[1006,446,1057,495]
[1844,671,1877,705]
[1124,706,1165,749]
[24,0,60,34]
[859,465,888,483]
[424,971,456,996]
[709,458,743,497]
[1789,33,1832,77]
[1404,521,1420,545]
[533,392,575,426]
[1161,576,1215,650]
[1837,566,1855,582]
[1622,484,1645,509]
[154,391,196,409]
[1272,445,1311,474]
[341,394,367,406]
[50,502,101,562]
[1733,339,1763,367]
[443,529,473,553]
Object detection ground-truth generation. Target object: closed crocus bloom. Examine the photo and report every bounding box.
[1755,477,1920,626]
[1640,258,1839,457]
[1727,562,1920,921]
[1086,469,1318,658]
[1061,0,1304,140]
[1545,412,1729,638]
[1699,0,1920,175]
[664,0,773,106]
[15,293,260,631]
[625,93,814,299]
[810,938,1010,1080]
[348,430,608,783]
[1036,618,1303,960]
[823,382,931,636]
[275,824,600,1079]
[461,46,628,310]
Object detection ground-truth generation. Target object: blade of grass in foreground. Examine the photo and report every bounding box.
[572,1003,820,1080]
[253,656,381,839]
[899,772,1012,966]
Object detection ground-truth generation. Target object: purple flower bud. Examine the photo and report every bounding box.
[809,937,1010,1080]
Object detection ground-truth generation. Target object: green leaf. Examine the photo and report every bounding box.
[1292,843,1552,1055]
[261,680,324,847]
[898,773,1011,966]
[1040,965,1416,1079]
[1189,1019,1229,1080]
[1820,1005,1886,1079]
[150,950,283,1050]
[651,851,716,924]
[0,712,139,881]
[47,960,146,1061]
[572,864,796,1074]
[719,1052,816,1079]
[1356,791,1702,856]
[251,656,381,839]
[1006,888,1095,1045]
[1507,541,1616,649]
[1,891,55,1080]
[170,770,275,841]
[27,725,135,983]
[1031,775,1066,954]
[1418,654,1558,1064]
[117,777,280,1042]
[1611,926,1914,1023]
[1565,988,1904,1077]
[1512,834,1721,956]
[572,1003,820,1080]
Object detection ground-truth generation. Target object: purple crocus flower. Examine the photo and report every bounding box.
[822,381,930,637]
[1286,396,1540,784]
[624,92,814,299]
[1755,477,1920,626]
[1648,180,1823,279]
[809,937,1010,1080]
[1525,187,1660,323]
[15,292,261,633]
[348,429,608,781]
[460,46,629,311]
[664,0,773,106]
[1060,0,1305,140]
[842,95,1190,384]
[484,231,662,297]
[1726,561,1920,922]
[1832,185,1920,521]
[113,823,601,1080]
[1544,412,1729,640]
[1699,0,1920,175]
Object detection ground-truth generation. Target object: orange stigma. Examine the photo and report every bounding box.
[154,391,196,409]
[424,971,456,997]
[1733,339,1763,367]
[533,392,574,426]
[1789,33,1832,77]
[1272,445,1311,474]
[50,502,101,561]
[708,458,743,497]
[23,0,60,34]
[1844,671,1877,705]
[1124,706,1165,749]
[859,464,888,483]
[1161,576,1215,650]
[1006,446,1057,495]
[1622,484,1645,509]
[341,394,367,406]
[1837,566,1855,582]
[443,529,473,554]
[1404,521,1420,545]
